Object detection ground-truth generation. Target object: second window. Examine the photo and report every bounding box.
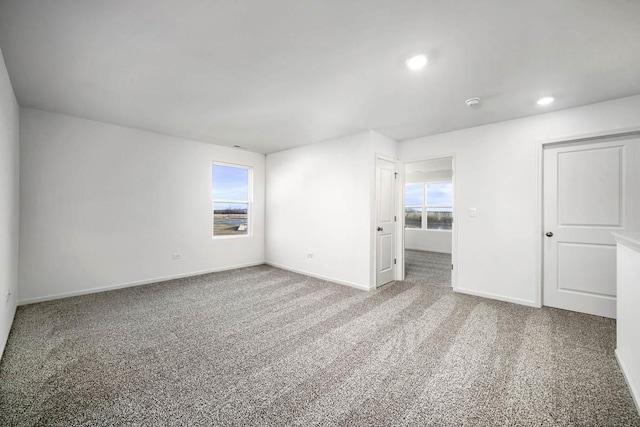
[405,182,453,230]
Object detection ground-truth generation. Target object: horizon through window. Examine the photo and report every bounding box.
[405,181,453,230]
[212,163,251,237]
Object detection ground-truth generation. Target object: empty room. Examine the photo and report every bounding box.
[1,1,640,426]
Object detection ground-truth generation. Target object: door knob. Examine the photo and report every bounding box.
[545,232,553,237]
[377,227,383,231]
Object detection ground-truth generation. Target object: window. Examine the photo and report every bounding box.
[405,182,453,230]
[405,184,424,229]
[212,163,252,237]
[426,182,453,230]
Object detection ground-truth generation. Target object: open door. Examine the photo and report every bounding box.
[375,157,396,287]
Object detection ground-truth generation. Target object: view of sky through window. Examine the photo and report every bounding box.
[212,164,249,207]
[405,182,452,207]
[212,164,250,236]
[405,181,453,230]
[405,184,424,206]
[426,182,453,207]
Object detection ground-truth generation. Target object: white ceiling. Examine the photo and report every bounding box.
[1,1,640,154]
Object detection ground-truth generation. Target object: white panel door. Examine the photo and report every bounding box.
[543,136,640,318]
[376,158,396,287]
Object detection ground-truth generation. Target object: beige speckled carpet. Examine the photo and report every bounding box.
[1,265,638,426]
[404,249,451,287]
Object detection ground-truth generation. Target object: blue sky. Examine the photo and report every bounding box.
[406,182,452,207]
[212,165,249,201]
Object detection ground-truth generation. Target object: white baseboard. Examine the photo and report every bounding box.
[453,287,539,308]
[265,261,372,292]
[616,349,640,415]
[0,300,17,361]
[405,247,452,255]
[17,261,265,305]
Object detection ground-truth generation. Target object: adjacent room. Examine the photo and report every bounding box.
[403,157,454,287]
[1,1,640,425]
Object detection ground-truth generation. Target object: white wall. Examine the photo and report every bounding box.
[405,229,452,254]
[19,108,265,303]
[615,234,640,413]
[405,170,452,184]
[266,130,397,290]
[405,158,452,174]
[0,48,19,358]
[399,94,640,307]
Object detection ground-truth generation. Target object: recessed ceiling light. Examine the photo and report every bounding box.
[537,96,554,106]
[405,54,428,70]
[466,97,481,107]
[233,144,248,150]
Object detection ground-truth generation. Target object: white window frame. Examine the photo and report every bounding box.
[405,180,453,231]
[211,162,253,239]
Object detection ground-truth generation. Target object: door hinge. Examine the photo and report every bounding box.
[394,172,398,178]
[394,216,397,222]
[451,264,454,270]
[394,259,397,265]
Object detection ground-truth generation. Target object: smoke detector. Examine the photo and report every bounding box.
[466,98,481,107]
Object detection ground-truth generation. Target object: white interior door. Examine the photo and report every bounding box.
[376,157,396,287]
[543,135,640,318]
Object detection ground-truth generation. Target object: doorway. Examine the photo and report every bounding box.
[403,157,454,287]
[542,134,640,318]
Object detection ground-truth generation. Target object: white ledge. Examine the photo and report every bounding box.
[613,232,640,253]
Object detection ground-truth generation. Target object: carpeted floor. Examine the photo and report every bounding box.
[405,249,452,287]
[1,265,638,426]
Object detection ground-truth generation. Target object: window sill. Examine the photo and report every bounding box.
[405,228,452,232]
[212,234,252,240]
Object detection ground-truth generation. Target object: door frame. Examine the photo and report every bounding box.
[536,126,640,308]
[401,154,458,290]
